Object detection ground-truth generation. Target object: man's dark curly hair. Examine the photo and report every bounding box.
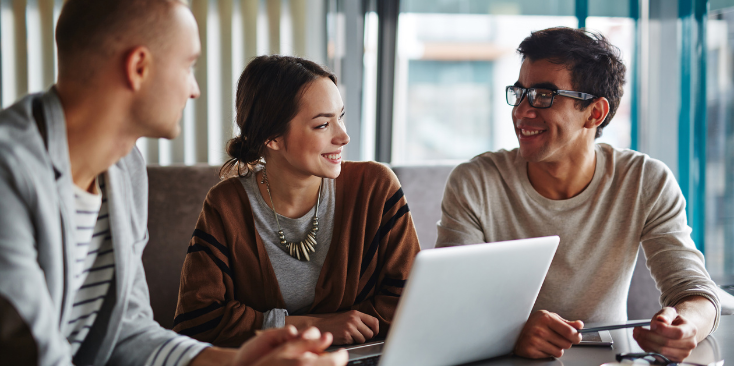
[517,27,626,138]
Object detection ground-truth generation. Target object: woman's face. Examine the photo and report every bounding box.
[268,76,350,180]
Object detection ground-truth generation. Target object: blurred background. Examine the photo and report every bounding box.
[1,0,733,277]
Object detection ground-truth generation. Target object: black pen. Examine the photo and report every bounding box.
[579,320,652,333]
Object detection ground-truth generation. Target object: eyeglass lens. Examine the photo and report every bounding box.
[506,87,555,108]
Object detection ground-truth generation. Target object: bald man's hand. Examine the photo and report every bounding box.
[230,326,301,365]
[190,326,347,366]
[245,327,348,366]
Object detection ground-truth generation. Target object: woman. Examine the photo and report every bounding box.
[173,55,421,347]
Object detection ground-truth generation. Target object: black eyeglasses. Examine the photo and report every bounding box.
[615,352,724,366]
[506,85,596,109]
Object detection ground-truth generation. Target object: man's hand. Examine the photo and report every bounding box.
[633,307,698,362]
[190,326,347,366]
[231,326,300,365]
[246,327,348,366]
[286,310,380,345]
[513,310,583,358]
[634,295,717,362]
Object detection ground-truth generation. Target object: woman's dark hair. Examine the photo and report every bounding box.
[221,55,337,178]
[517,27,626,138]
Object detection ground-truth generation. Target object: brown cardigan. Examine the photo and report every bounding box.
[173,161,421,347]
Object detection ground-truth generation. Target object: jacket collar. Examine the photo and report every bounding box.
[38,87,77,326]
[40,87,71,181]
[105,165,131,305]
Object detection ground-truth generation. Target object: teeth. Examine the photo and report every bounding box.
[324,153,341,160]
[521,129,543,136]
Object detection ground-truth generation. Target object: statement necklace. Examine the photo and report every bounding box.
[260,166,322,261]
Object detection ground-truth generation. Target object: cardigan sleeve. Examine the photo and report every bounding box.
[173,187,264,347]
[351,166,421,336]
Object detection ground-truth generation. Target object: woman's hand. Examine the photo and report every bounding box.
[286,310,380,345]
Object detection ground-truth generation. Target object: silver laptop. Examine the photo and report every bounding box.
[345,236,559,366]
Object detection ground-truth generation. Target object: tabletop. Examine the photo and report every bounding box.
[463,315,733,366]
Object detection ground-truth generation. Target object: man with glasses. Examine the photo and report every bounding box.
[436,27,720,361]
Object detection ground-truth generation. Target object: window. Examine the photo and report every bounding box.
[387,0,636,164]
[586,16,635,149]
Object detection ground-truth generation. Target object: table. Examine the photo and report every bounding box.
[462,315,733,366]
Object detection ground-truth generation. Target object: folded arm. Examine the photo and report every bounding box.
[174,229,266,347]
[351,178,421,335]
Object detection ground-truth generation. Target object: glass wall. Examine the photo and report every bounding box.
[706,4,734,278]
[390,0,575,164]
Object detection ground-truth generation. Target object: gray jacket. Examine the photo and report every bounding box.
[0,88,192,365]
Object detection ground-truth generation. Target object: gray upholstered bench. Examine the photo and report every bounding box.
[143,164,661,330]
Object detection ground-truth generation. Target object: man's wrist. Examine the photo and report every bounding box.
[673,295,718,339]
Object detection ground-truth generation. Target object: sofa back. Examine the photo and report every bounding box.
[145,165,221,329]
[144,164,660,329]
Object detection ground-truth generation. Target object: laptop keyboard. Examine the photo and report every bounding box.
[722,284,734,295]
[347,355,381,366]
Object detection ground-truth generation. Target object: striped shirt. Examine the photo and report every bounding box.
[69,176,208,365]
[67,177,112,355]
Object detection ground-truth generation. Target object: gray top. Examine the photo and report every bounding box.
[240,171,335,328]
[437,143,720,330]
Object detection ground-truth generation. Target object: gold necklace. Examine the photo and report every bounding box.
[260,166,322,261]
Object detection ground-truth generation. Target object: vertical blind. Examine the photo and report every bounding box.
[0,0,328,165]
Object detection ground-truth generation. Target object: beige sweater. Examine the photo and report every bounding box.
[437,143,720,329]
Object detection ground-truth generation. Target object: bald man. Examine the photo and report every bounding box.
[0,1,347,365]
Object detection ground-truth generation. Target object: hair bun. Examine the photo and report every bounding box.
[226,136,246,158]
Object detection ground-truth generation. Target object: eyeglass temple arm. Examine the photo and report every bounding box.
[556,90,596,100]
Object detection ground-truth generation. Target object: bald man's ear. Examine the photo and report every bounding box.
[585,97,610,129]
[125,46,152,91]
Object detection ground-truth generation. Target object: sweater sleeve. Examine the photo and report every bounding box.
[436,162,487,248]
[351,167,421,336]
[261,309,288,329]
[640,160,720,333]
[173,190,264,347]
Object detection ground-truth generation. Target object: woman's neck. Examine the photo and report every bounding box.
[256,163,322,219]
